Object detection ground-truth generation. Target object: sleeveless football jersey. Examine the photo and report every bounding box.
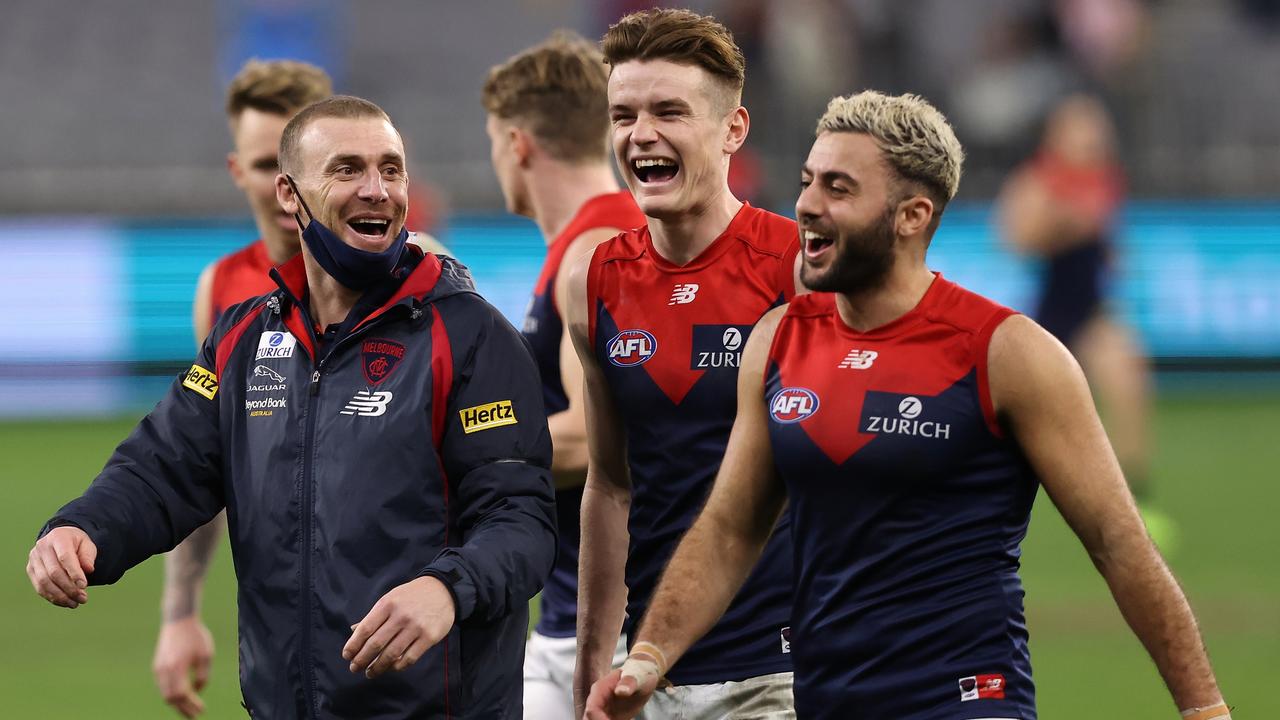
[210,239,276,328]
[523,190,644,638]
[587,203,799,685]
[764,276,1038,719]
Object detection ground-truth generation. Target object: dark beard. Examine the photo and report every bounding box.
[800,207,896,294]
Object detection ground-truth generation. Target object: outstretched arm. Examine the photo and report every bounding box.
[989,314,1228,718]
[585,306,790,720]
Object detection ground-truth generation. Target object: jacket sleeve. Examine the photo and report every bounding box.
[419,296,557,623]
[42,316,236,586]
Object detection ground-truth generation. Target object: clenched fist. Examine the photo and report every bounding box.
[27,526,96,608]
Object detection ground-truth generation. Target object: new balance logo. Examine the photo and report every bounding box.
[838,349,878,369]
[340,391,393,417]
[668,283,700,305]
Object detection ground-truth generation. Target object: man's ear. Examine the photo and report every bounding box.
[275,174,299,216]
[227,152,246,189]
[511,126,533,168]
[723,105,749,156]
[895,194,936,240]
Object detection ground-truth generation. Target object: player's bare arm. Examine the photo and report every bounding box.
[153,260,223,718]
[585,305,790,720]
[155,514,222,718]
[192,262,216,344]
[566,250,634,716]
[549,226,627,490]
[989,314,1229,717]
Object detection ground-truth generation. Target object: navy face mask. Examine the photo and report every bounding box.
[284,175,409,291]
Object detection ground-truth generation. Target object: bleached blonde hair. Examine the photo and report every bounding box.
[816,91,964,207]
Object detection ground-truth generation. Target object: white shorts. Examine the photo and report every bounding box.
[523,632,628,719]
[639,671,795,720]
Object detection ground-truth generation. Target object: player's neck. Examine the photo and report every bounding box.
[262,232,300,266]
[647,187,742,266]
[834,261,936,333]
[303,257,362,329]
[528,162,620,245]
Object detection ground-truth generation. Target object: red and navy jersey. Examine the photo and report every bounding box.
[587,203,799,685]
[764,276,1038,719]
[210,239,276,327]
[522,190,644,639]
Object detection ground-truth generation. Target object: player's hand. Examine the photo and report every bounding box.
[583,655,661,720]
[343,576,455,679]
[153,616,215,718]
[26,526,95,608]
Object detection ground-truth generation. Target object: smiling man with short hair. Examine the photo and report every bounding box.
[28,95,556,719]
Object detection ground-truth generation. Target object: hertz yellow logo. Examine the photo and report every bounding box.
[182,364,219,400]
[459,400,517,434]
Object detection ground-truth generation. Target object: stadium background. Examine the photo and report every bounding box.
[1,0,1276,716]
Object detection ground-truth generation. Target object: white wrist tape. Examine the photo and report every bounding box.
[1181,703,1230,720]
[617,655,661,690]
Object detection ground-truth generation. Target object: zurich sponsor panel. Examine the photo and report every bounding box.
[860,392,953,440]
[690,324,752,370]
[255,331,296,360]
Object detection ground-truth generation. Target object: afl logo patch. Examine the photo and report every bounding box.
[770,387,819,423]
[607,329,657,367]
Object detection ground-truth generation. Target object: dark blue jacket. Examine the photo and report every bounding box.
[47,252,556,719]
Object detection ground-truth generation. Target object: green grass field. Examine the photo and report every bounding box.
[2,391,1276,718]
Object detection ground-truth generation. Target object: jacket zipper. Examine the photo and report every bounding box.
[297,307,413,719]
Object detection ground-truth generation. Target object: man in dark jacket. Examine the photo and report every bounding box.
[26,95,557,719]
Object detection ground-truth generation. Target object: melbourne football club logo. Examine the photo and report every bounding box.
[607,329,657,367]
[770,387,819,423]
[362,339,406,385]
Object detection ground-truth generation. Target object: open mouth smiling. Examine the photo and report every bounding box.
[803,229,835,257]
[632,157,679,184]
[347,216,391,239]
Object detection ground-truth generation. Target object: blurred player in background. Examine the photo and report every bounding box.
[587,90,1229,720]
[154,58,332,719]
[996,94,1172,546]
[482,31,644,719]
[567,9,801,718]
